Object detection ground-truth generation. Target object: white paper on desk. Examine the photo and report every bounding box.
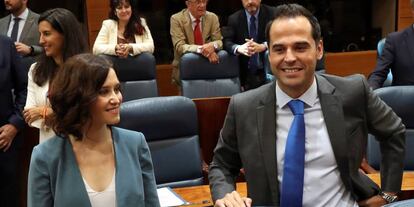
[157,187,188,207]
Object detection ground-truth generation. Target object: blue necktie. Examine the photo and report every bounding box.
[11,17,20,42]
[248,15,258,72]
[281,100,305,207]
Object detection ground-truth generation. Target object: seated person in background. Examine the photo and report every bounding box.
[28,54,160,207]
[368,0,414,89]
[209,4,405,207]
[223,0,275,91]
[93,0,154,58]
[23,8,88,143]
[0,0,42,56]
[170,0,223,85]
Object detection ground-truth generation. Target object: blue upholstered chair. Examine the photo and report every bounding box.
[118,96,204,188]
[383,198,414,206]
[106,53,158,101]
[366,86,414,170]
[180,50,241,98]
[377,38,393,87]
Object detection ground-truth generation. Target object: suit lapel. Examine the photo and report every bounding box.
[183,10,195,44]
[257,81,280,204]
[62,139,92,207]
[20,11,33,42]
[240,11,249,39]
[403,26,414,65]
[0,15,11,36]
[316,75,352,189]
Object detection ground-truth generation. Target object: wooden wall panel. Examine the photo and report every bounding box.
[398,0,413,30]
[325,50,377,78]
[85,0,109,47]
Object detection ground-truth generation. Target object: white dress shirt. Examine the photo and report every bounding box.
[275,78,358,207]
[7,8,29,42]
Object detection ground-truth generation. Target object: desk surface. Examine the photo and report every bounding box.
[173,172,414,207]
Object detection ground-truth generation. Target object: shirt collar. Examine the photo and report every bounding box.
[12,8,29,21]
[276,76,318,109]
[189,11,203,22]
[244,7,260,21]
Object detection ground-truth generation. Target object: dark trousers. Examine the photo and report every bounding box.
[242,69,266,91]
[0,134,22,207]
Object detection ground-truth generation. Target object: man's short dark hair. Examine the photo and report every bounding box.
[266,4,321,44]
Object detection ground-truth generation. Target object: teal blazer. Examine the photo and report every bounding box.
[28,127,160,207]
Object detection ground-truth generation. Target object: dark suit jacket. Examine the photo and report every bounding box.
[223,5,275,82]
[209,74,405,206]
[368,25,414,89]
[0,35,27,131]
[0,9,42,55]
[28,127,160,207]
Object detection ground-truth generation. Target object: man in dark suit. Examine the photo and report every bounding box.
[209,4,405,207]
[0,35,27,207]
[223,0,275,91]
[368,0,414,89]
[0,0,41,56]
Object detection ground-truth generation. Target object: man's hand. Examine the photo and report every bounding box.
[214,191,252,207]
[23,106,44,125]
[207,51,219,64]
[15,42,32,55]
[358,195,388,207]
[236,41,252,57]
[200,42,216,57]
[0,124,18,152]
[245,38,267,54]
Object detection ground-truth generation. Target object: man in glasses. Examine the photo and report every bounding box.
[170,0,223,87]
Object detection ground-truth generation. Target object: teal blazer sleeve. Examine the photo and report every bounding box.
[28,127,160,207]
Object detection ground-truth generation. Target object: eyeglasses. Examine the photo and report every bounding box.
[187,0,208,5]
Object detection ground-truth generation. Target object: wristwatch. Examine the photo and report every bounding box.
[379,191,398,203]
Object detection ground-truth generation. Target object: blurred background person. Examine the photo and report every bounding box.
[223,0,275,91]
[0,34,27,207]
[28,54,160,207]
[23,8,88,143]
[0,0,42,56]
[368,0,414,89]
[93,0,154,58]
[170,0,223,86]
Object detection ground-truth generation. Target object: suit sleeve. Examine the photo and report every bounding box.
[170,14,199,56]
[222,14,239,55]
[130,18,155,55]
[368,36,394,89]
[9,38,27,130]
[207,13,223,50]
[24,63,43,129]
[137,133,160,206]
[208,97,243,202]
[28,146,53,207]
[93,20,117,55]
[364,76,405,192]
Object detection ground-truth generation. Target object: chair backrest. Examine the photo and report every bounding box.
[367,86,414,170]
[377,38,393,87]
[180,50,241,98]
[118,96,203,188]
[106,53,158,101]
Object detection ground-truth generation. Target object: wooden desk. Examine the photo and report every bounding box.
[174,172,414,206]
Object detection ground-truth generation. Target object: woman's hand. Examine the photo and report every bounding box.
[23,106,44,125]
[115,44,131,58]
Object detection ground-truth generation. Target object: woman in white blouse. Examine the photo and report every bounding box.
[93,0,154,57]
[23,8,88,142]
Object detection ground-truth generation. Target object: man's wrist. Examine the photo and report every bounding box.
[379,191,398,203]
